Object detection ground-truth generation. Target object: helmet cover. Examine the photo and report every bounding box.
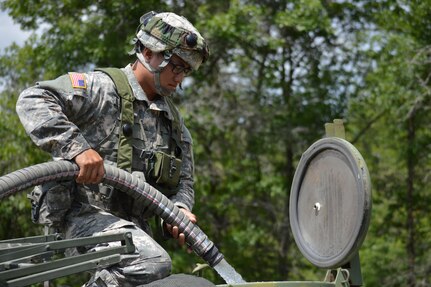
[136,11,209,70]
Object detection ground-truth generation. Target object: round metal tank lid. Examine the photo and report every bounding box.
[289,138,372,269]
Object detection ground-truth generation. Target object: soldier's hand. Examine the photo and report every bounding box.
[165,208,197,250]
[73,149,104,184]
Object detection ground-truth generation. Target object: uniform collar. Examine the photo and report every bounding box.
[122,64,174,120]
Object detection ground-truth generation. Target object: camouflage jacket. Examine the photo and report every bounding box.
[16,64,195,212]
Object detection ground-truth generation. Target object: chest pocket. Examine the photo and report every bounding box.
[134,106,182,193]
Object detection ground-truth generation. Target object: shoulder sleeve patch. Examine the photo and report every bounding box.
[68,72,87,89]
[37,74,75,94]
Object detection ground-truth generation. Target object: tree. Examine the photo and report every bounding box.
[347,1,431,286]
[181,0,376,282]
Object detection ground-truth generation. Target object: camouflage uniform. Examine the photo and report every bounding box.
[16,64,195,286]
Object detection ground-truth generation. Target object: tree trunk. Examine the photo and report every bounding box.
[278,142,294,279]
[406,116,416,287]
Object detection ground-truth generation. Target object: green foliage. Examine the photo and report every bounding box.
[0,0,170,78]
[0,0,430,286]
[347,1,431,286]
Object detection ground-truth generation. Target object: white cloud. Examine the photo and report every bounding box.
[0,11,32,51]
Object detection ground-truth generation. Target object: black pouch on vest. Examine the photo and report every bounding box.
[147,151,181,192]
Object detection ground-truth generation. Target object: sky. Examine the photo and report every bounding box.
[0,10,32,51]
[0,11,33,91]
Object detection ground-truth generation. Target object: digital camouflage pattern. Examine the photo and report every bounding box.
[16,64,195,285]
[64,204,171,286]
[17,64,195,211]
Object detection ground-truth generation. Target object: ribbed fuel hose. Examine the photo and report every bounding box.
[0,160,224,267]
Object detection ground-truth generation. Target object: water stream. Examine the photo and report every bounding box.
[213,258,246,285]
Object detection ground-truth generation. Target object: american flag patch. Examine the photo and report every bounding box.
[68,72,87,89]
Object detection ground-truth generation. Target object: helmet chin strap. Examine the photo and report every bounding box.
[136,52,174,97]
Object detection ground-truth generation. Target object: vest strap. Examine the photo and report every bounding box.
[95,67,135,172]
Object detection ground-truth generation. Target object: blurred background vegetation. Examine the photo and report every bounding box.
[0,0,430,286]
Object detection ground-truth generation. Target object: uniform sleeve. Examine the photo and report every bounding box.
[16,73,117,160]
[169,124,195,211]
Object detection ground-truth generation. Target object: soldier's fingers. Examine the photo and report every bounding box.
[76,166,88,183]
[74,149,104,184]
[177,233,185,246]
[87,162,104,184]
[89,167,99,184]
[188,213,197,224]
[165,223,173,234]
[180,209,197,224]
[172,226,179,239]
[96,164,105,183]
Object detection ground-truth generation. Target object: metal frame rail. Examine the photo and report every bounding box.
[0,232,135,287]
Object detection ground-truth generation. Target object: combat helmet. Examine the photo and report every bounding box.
[131,11,209,96]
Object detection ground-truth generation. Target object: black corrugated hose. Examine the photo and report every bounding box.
[0,160,223,267]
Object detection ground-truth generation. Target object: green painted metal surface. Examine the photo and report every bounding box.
[0,232,135,287]
[216,268,351,287]
[217,268,354,287]
[217,282,335,287]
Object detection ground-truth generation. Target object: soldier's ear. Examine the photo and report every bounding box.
[142,48,153,62]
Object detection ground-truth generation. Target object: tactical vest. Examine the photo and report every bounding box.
[30,68,185,227]
[91,68,185,219]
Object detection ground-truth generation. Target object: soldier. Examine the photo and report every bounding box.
[16,11,209,286]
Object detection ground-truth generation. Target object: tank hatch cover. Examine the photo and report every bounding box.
[289,138,372,269]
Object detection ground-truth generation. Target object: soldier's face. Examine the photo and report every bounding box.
[159,55,189,92]
[142,49,190,94]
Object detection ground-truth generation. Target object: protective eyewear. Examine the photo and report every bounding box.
[169,61,192,76]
